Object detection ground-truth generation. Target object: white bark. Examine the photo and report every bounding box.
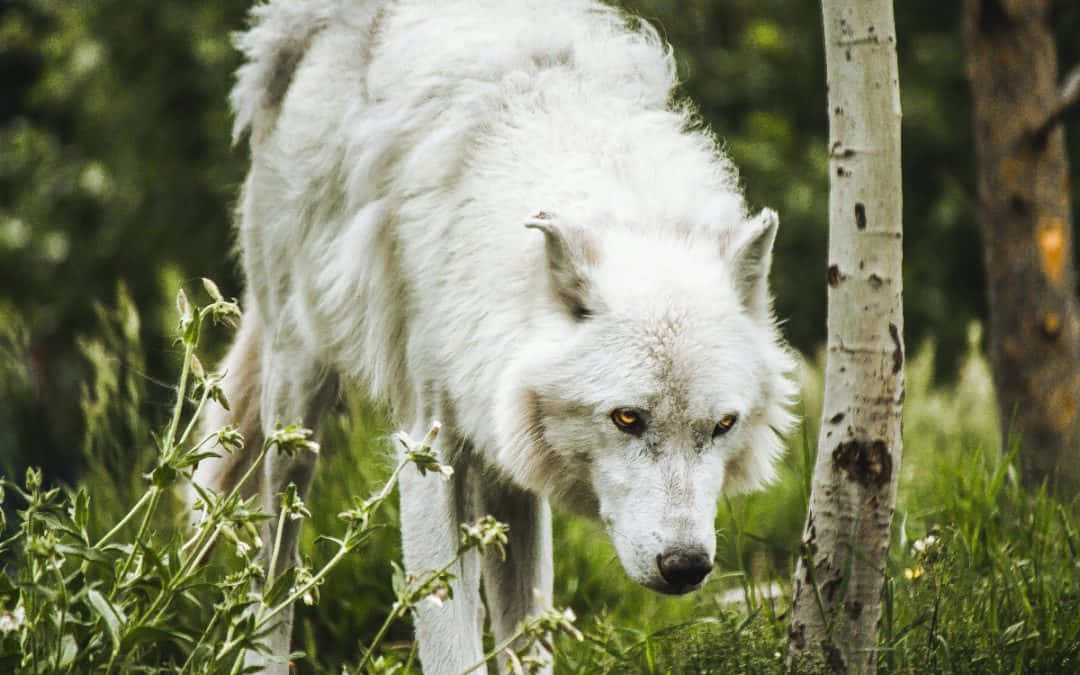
[788,1,904,672]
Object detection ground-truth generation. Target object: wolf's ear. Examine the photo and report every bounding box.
[724,208,779,316]
[525,211,596,321]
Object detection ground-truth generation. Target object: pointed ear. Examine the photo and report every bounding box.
[724,208,779,316]
[525,211,596,320]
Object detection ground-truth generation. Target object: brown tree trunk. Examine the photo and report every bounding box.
[964,0,1080,496]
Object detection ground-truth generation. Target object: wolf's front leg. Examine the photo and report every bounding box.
[481,483,554,674]
[399,431,487,674]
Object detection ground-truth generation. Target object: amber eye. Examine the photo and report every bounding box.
[611,408,646,435]
[713,415,738,437]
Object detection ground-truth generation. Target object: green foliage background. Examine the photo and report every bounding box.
[2,2,1080,672]
[3,1,1080,477]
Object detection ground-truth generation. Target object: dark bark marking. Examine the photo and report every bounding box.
[889,322,903,373]
[977,0,1012,35]
[827,264,845,287]
[855,202,867,230]
[869,273,884,289]
[821,576,842,602]
[829,141,855,158]
[829,412,846,424]
[822,640,846,673]
[845,599,863,620]
[1008,194,1030,215]
[1031,124,1054,153]
[789,622,806,650]
[833,439,893,488]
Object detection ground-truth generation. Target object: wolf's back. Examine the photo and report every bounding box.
[229,0,678,144]
[229,0,363,144]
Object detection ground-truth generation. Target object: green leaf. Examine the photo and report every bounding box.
[99,543,130,556]
[136,540,169,580]
[0,571,16,597]
[25,466,42,491]
[87,588,126,649]
[202,277,223,302]
[71,487,90,531]
[390,561,406,598]
[57,634,78,669]
[172,450,222,470]
[261,567,296,608]
[55,543,110,566]
[26,583,59,603]
[127,622,195,648]
[148,463,178,489]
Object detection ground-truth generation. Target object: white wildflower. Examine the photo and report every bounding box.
[0,605,25,633]
[913,534,938,553]
[424,586,450,609]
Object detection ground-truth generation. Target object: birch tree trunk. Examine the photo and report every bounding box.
[788,1,904,672]
[964,0,1080,497]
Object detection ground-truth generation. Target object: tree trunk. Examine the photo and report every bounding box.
[788,1,904,672]
[964,0,1080,496]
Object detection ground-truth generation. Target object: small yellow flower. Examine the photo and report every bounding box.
[904,565,924,581]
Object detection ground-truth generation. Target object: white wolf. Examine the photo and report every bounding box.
[192,0,797,672]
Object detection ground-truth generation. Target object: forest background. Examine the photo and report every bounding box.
[5,0,1080,483]
[2,1,1080,672]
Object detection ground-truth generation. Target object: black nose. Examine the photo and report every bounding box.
[657,549,713,588]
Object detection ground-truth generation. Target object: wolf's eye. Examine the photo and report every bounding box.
[713,415,738,437]
[611,408,646,435]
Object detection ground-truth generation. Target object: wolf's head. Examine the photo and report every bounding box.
[496,208,797,594]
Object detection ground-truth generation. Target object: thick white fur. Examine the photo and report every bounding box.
[194,1,798,673]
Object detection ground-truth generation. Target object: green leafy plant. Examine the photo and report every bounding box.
[0,281,580,674]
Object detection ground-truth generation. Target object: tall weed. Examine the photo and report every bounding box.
[0,283,579,674]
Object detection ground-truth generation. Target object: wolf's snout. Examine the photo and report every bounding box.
[656,549,713,590]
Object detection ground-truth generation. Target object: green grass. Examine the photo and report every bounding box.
[2,293,1078,673]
